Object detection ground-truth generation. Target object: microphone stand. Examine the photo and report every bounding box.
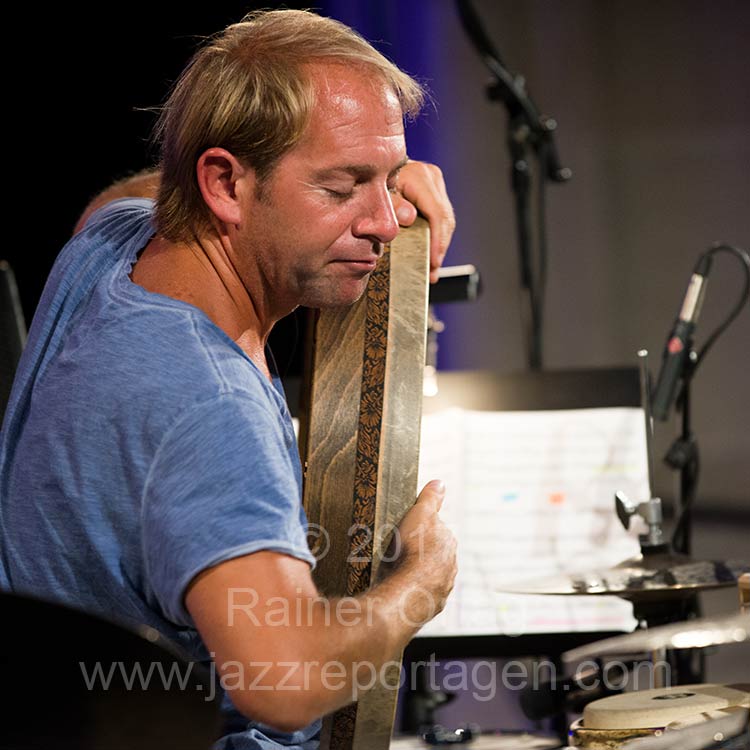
[649,242,750,683]
[456,0,571,371]
[666,353,699,558]
[669,358,706,685]
[654,243,749,557]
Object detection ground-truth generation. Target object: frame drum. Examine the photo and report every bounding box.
[569,683,750,748]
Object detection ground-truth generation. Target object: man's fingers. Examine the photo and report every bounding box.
[417,479,446,511]
[396,161,456,282]
[393,193,417,226]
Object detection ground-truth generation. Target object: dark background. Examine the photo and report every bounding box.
[10,2,295,315]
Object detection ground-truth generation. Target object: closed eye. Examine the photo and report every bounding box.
[325,187,354,200]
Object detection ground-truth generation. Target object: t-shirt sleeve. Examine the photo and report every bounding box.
[81,196,155,232]
[141,392,315,625]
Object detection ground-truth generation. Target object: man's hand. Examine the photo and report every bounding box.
[393,161,456,283]
[381,479,457,624]
[185,479,457,730]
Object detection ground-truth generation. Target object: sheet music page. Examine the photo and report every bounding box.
[416,407,646,636]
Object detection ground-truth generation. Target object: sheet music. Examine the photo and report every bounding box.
[416,407,646,636]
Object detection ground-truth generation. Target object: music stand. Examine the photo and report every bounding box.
[402,367,642,737]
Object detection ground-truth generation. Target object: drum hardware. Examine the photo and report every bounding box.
[422,723,481,745]
[611,351,685,683]
[614,351,667,555]
[615,490,665,555]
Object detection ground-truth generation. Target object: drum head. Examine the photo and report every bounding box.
[583,683,750,730]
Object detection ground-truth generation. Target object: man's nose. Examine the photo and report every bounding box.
[352,185,400,245]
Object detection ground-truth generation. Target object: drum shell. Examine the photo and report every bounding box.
[568,716,658,749]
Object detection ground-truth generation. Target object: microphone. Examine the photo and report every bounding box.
[652,254,712,421]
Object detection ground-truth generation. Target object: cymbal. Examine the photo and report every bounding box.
[497,553,750,602]
[563,612,750,662]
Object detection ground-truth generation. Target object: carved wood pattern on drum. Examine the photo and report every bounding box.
[347,247,390,598]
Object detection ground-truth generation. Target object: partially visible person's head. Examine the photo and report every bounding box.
[153,9,425,241]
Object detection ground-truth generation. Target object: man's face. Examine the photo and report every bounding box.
[235,63,407,315]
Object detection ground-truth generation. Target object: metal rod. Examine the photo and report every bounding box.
[638,349,656,497]
[651,646,669,689]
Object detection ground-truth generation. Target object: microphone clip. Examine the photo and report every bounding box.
[664,433,697,471]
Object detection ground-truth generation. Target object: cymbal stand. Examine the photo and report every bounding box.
[614,351,671,687]
[613,350,701,674]
[615,350,668,556]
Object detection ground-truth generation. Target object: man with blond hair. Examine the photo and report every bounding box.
[0,10,457,747]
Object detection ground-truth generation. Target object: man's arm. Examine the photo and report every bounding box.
[185,480,457,732]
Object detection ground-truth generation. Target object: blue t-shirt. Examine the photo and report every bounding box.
[0,199,319,749]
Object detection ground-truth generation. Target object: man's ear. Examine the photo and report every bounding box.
[196,148,250,227]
